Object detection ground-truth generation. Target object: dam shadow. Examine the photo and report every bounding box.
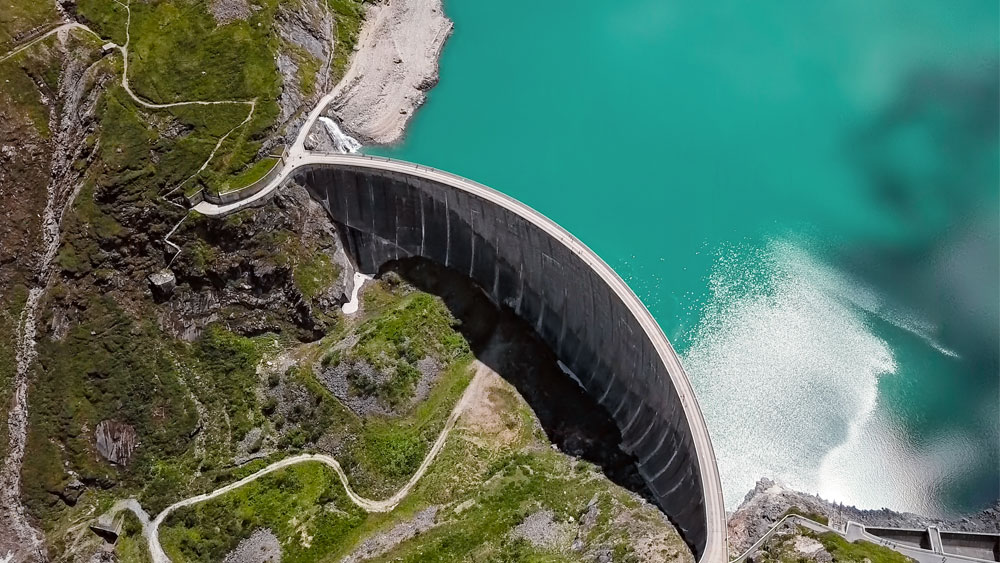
[378,257,655,503]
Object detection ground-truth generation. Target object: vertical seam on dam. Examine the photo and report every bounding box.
[290,155,727,563]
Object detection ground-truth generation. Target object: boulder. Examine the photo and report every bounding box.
[148,269,176,301]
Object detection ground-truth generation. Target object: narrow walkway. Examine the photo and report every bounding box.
[731,514,994,563]
[106,363,490,563]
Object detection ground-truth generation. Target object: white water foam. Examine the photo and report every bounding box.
[319,116,362,154]
[682,240,897,508]
[557,360,586,390]
[342,272,372,315]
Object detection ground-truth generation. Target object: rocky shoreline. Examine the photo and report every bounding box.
[311,0,453,147]
[728,478,1000,554]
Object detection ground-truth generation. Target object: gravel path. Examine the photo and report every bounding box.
[103,362,491,563]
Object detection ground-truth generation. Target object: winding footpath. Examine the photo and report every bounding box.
[105,363,489,563]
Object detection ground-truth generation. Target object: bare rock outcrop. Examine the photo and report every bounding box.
[162,183,353,341]
[209,0,252,26]
[273,0,333,144]
[221,528,281,563]
[341,507,438,562]
[319,0,453,145]
[0,31,113,563]
[148,269,176,301]
[95,420,139,466]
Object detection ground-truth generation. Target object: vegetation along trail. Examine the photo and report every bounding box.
[101,363,491,563]
[0,2,265,557]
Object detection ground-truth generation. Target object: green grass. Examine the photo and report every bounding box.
[155,361,685,563]
[72,0,285,200]
[756,528,915,563]
[342,357,472,497]
[0,0,59,51]
[12,0,376,556]
[127,0,281,104]
[782,506,829,526]
[347,381,685,562]
[813,532,914,563]
[341,290,471,407]
[169,102,255,138]
[160,462,367,563]
[21,295,268,521]
[329,0,366,81]
[192,325,263,443]
[117,305,699,563]
[76,0,129,45]
[0,34,65,137]
[117,512,154,563]
[293,250,340,300]
[216,156,279,193]
[24,296,201,522]
[284,41,323,97]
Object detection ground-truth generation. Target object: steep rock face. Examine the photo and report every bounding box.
[3,1,352,560]
[0,31,114,563]
[273,0,334,146]
[94,420,139,466]
[728,478,1000,555]
[164,183,354,341]
[0,78,52,294]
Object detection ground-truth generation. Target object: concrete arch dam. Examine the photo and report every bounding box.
[292,156,727,562]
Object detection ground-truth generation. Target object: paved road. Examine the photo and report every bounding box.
[195,152,730,563]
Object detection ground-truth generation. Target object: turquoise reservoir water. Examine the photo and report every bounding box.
[373,1,999,516]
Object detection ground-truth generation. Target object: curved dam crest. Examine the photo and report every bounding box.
[283,156,727,562]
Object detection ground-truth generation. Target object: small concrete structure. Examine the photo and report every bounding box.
[90,514,123,544]
[866,526,933,551]
[940,531,1000,562]
[855,522,999,563]
[734,515,998,563]
[929,526,945,554]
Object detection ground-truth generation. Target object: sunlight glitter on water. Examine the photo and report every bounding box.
[682,241,898,509]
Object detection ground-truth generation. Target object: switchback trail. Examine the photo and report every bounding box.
[103,363,490,563]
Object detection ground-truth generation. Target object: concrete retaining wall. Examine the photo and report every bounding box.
[941,531,1000,561]
[293,162,725,560]
[204,159,284,205]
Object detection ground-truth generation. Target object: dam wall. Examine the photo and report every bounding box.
[292,157,726,562]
